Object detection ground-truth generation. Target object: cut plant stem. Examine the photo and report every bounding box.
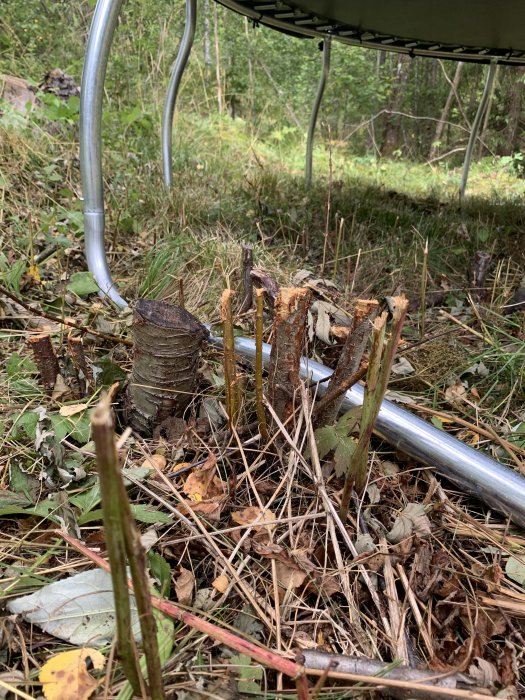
[419,238,428,339]
[27,333,60,393]
[314,299,378,428]
[340,296,408,518]
[92,396,165,699]
[67,332,93,397]
[255,289,268,440]
[268,287,311,427]
[91,397,144,696]
[220,289,241,428]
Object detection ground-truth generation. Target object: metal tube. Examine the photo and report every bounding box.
[459,60,497,201]
[80,0,127,308]
[208,333,525,528]
[162,0,197,188]
[305,37,331,188]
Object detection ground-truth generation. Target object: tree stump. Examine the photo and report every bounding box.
[125,300,209,436]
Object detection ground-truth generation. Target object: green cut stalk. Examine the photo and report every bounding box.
[91,398,144,696]
[419,238,428,340]
[220,289,240,427]
[339,297,408,519]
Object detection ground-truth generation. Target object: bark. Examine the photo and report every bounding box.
[203,0,211,66]
[126,300,208,436]
[314,300,378,428]
[429,62,463,161]
[470,251,492,300]
[501,66,525,155]
[268,288,311,427]
[67,333,93,397]
[212,3,223,113]
[27,334,60,393]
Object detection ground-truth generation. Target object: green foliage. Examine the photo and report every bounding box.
[312,409,360,477]
[67,271,100,297]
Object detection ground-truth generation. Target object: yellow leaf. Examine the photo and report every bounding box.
[141,454,167,471]
[59,403,89,417]
[212,574,229,593]
[39,648,105,700]
[27,264,41,283]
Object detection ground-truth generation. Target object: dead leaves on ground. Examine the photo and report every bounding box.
[180,453,227,521]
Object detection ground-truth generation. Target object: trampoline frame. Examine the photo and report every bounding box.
[79,0,525,527]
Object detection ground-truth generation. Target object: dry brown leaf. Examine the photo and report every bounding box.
[183,454,224,502]
[174,567,195,606]
[275,559,307,596]
[51,374,69,401]
[59,403,89,417]
[445,380,467,404]
[468,657,500,687]
[231,507,275,542]
[140,454,167,471]
[180,499,224,521]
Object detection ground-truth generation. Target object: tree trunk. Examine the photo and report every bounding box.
[501,66,525,155]
[429,62,463,160]
[381,56,411,158]
[203,0,212,66]
[125,300,208,436]
[212,3,223,113]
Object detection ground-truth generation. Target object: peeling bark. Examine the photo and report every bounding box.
[126,300,209,436]
[268,287,311,427]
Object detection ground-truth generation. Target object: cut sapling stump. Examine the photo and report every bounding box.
[268,287,311,428]
[27,333,60,394]
[125,300,209,436]
[220,289,241,428]
[314,299,379,428]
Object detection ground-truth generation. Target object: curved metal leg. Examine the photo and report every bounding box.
[162,0,197,188]
[80,0,127,308]
[459,60,497,202]
[305,37,331,188]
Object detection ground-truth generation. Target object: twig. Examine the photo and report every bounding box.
[0,284,132,346]
[419,238,428,340]
[255,289,268,440]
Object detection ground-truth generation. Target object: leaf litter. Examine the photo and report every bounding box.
[1,218,524,698]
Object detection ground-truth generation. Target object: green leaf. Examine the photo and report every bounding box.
[0,489,31,508]
[67,271,100,297]
[313,426,338,459]
[506,556,525,586]
[94,357,127,386]
[230,653,263,695]
[9,463,33,501]
[70,482,101,515]
[11,411,39,439]
[7,353,37,379]
[129,504,173,525]
[50,410,92,444]
[148,551,171,597]
[333,436,357,478]
[334,408,360,436]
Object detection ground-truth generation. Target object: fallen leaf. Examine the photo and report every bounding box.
[445,380,467,404]
[212,574,229,593]
[141,454,167,471]
[391,357,416,376]
[59,403,89,417]
[51,374,69,401]
[468,657,500,687]
[27,263,41,283]
[231,507,275,542]
[387,503,431,543]
[7,568,141,646]
[174,567,194,606]
[183,454,223,502]
[39,648,105,700]
[275,559,307,597]
[505,556,525,586]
